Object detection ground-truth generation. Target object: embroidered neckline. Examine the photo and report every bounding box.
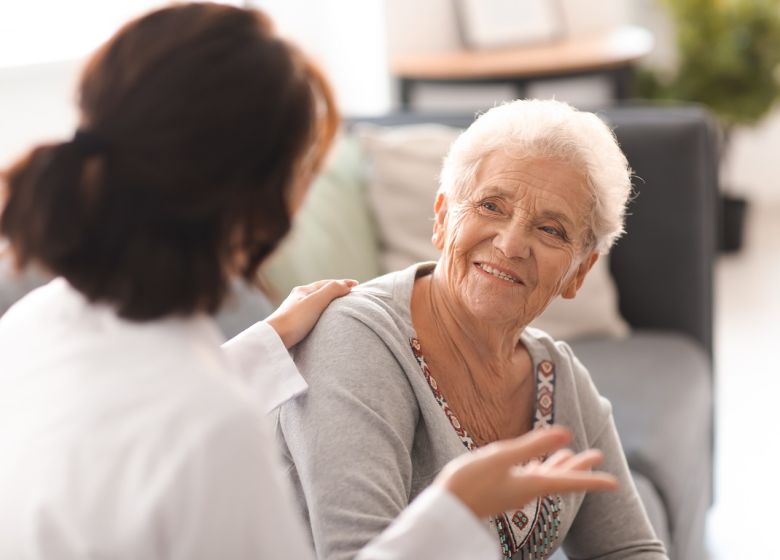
[409,336,562,560]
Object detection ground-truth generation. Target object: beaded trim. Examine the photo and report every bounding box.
[410,337,562,559]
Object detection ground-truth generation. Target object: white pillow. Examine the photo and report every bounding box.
[355,124,455,273]
[533,256,629,339]
[354,123,629,341]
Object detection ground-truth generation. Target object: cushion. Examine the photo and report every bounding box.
[262,133,382,301]
[354,123,456,273]
[535,255,629,339]
[354,123,629,340]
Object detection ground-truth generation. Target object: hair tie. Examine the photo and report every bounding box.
[72,129,108,157]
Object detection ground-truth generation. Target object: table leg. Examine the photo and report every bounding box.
[513,80,528,100]
[611,65,636,100]
[399,78,413,111]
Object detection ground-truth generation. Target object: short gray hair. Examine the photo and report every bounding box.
[439,99,632,254]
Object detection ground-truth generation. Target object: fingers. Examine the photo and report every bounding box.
[557,449,605,472]
[436,428,617,519]
[539,448,575,470]
[532,471,619,494]
[291,279,334,296]
[538,448,603,474]
[309,279,358,301]
[482,427,572,469]
[506,464,619,498]
[295,279,359,297]
[292,279,358,315]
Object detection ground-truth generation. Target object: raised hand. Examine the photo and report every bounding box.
[435,426,618,519]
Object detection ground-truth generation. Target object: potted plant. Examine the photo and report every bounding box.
[638,0,780,252]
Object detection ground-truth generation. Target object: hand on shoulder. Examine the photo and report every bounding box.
[265,279,358,348]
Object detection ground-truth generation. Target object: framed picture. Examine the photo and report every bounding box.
[454,0,565,50]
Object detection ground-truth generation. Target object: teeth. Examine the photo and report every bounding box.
[478,263,518,283]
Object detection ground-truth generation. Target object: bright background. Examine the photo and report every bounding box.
[2,0,780,206]
[1,1,778,557]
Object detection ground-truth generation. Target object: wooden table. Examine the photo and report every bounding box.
[391,26,653,109]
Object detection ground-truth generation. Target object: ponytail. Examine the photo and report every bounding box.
[1,139,100,272]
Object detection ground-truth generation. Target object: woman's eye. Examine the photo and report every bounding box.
[480,201,499,212]
[541,225,563,238]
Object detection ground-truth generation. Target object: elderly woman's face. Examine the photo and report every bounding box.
[433,152,597,326]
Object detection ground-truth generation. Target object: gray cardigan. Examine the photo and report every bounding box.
[276,263,667,560]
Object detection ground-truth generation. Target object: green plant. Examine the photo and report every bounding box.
[639,0,780,250]
[639,0,780,135]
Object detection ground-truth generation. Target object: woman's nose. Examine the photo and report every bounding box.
[492,224,531,259]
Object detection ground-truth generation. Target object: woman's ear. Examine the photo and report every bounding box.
[561,251,599,300]
[431,192,448,251]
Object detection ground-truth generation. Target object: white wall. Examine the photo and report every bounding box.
[257,0,390,115]
[0,0,389,170]
[727,111,780,202]
[0,0,168,168]
[0,61,83,169]
[385,0,460,56]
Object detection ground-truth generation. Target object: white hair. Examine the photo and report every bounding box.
[439,99,632,254]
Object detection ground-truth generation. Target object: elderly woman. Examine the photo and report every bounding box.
[277,100,667,560]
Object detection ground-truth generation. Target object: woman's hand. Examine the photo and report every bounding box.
[435,426,619,519]
[265,279,358,348]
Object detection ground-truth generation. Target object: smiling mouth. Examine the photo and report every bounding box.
[475,262,522,284]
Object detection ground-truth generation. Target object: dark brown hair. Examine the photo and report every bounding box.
[0,3,339,320]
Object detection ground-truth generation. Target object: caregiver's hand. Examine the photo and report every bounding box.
[266,279,359,348]
[436,426,619,519]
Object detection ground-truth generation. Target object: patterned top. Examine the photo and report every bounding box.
[410,336,563,560]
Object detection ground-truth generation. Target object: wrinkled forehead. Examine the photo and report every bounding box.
[464,151,593,215]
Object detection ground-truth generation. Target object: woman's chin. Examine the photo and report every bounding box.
[463,297,531,328]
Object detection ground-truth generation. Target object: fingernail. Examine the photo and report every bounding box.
[344,279,359,287]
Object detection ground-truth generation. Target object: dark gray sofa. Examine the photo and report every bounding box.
[0,105,716,560]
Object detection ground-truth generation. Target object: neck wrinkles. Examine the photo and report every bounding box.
[417,266,531,389]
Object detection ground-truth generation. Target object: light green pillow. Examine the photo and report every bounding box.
[261,133,382,302]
